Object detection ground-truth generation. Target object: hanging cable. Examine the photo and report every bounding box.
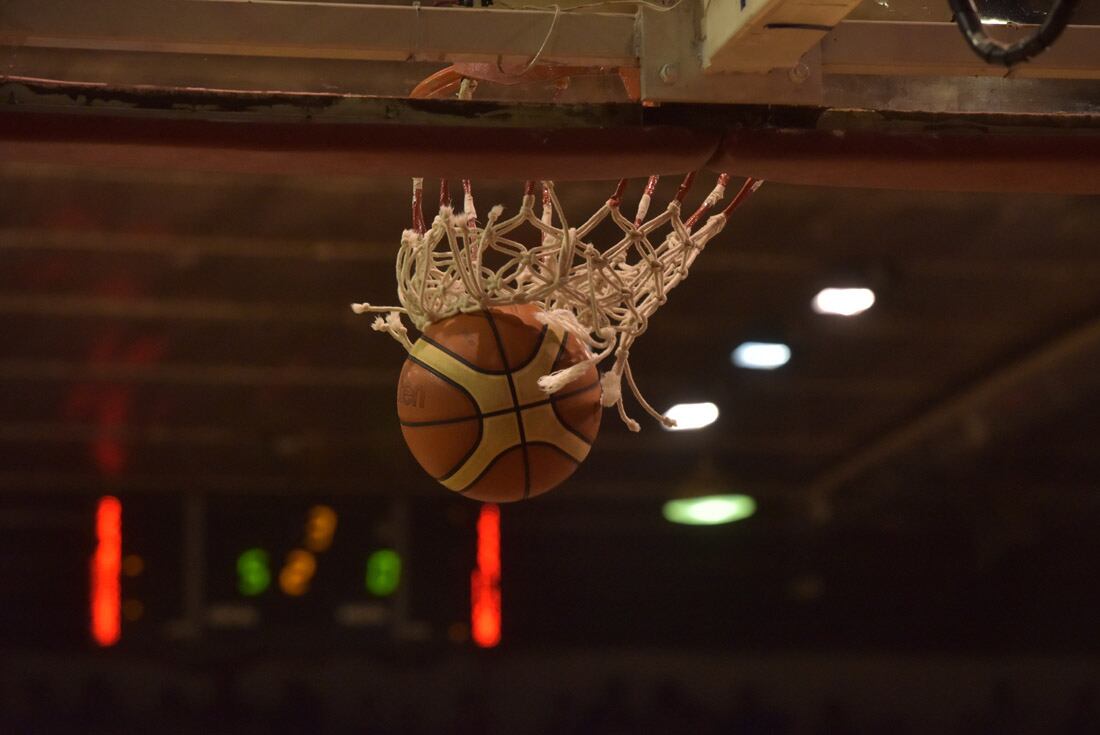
[948,0,1080,67]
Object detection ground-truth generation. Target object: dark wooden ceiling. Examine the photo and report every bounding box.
[1,163,1099,523]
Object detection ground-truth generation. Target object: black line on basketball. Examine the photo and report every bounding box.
[550,382,600,446]
[402,378,601,428]
[484,309,531,499]
[511,322,550,371]
[454,443,525,498]
[544,332,600,446]
[420,333,509,375]
[405,354,484,419]
[407,354,485,483]
[523,441,582,467]
[400,415,480,428]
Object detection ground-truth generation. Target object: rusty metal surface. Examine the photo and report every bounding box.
[0,102,721,181]
[713,127,1100,194]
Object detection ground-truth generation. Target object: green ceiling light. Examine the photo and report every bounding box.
[663,494,756,525]
[662,458,756,526]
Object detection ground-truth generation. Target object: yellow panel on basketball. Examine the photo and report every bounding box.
[396,304,602,501]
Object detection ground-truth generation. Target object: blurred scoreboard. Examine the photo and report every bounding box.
[3,493,477,650]
[200,496,473,643]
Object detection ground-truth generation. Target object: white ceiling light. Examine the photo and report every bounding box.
[663,402,719,431]
[731,341,791,370]
[811,287,876,317]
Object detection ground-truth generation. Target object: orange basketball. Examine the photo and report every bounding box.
[396,304,602,502]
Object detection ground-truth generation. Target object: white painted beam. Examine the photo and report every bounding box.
[703,0,863,73]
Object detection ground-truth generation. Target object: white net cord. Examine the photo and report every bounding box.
[353,174,763,431]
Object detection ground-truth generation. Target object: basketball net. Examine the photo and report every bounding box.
[352,173,761,432]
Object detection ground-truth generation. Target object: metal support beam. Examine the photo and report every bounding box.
[0,102,720,181]
[712,128,1100,194]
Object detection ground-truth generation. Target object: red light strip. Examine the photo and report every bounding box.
[91,496,122,647]
[471,503,501,648]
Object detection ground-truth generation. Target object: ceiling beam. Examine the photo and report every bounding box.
[0,357,925,402]
[0,0,637,68]
[0,292,1036,345]
[8,228,1100,282]
[0,103,719,181]
[0,293,342,324]
[0,359,390,388]
[0,420,843,458]
[0,469,802,500]
[0,227,392,262]
[823,21,1100,80]
[703,0,862,73]
[806,308,1100,519]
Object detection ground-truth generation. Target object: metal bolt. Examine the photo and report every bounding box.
[658,63,679,85]
[788,61,810,84]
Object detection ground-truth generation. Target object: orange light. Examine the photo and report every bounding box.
[91,496,122,647]
[304,505,337,552]
[279,548,317,596]
[471,504,501,648]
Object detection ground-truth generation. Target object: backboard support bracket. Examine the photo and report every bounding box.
[702,0,863,74]
[639,3,825,106]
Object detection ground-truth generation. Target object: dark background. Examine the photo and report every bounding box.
[2,160,1100,734]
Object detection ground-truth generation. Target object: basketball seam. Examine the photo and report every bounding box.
[550,384,600,445]
[455,442,580,497]
[418,320,548,376]
[524,441,581,467]
[453,444,523,496]
[400,378,600,428]
[511,322,551,371]
[546,333,600,446]
[483,309,531,500]
[404,354,485,483]
[420,333,503,373]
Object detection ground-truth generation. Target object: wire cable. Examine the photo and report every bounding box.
[947,0,1080,67]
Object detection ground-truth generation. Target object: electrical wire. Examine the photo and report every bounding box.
[490,0,681,76]
[947,0,1080,67]
[496,3,562,76]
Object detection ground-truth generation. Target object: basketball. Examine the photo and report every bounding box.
[396,304,602,502]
